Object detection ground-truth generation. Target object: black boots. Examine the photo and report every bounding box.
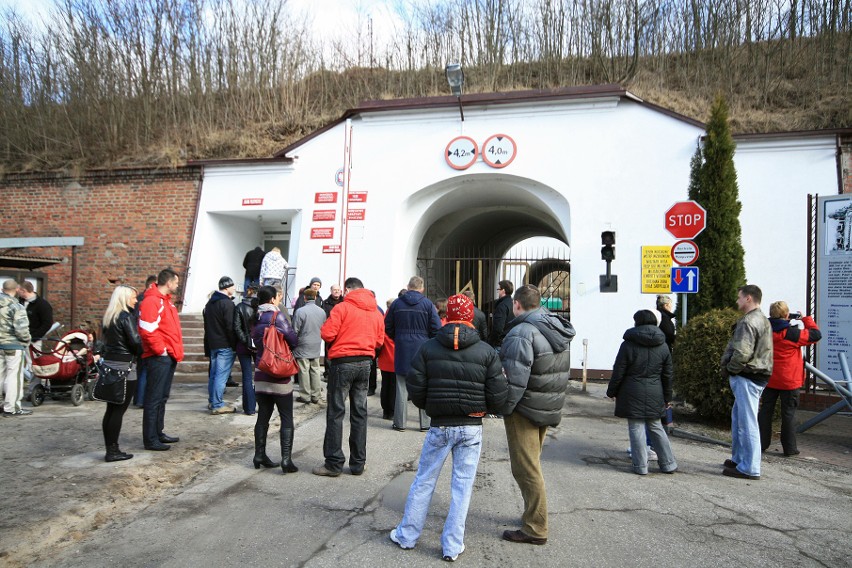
[280,428,298,474]
[253,426,280,469]
[105,444,133,462]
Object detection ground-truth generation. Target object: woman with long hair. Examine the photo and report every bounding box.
[250,285,299,473]
[100,285,143,462]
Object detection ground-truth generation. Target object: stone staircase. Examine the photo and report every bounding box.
[174,312,243,384]
[174,313,208,383]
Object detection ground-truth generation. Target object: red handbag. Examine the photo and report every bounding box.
[257,316,298,378]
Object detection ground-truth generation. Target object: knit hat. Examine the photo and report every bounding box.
[309,277,322,286]
[218,276,235,290]
[446,294,474,322]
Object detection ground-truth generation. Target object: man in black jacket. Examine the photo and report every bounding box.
[18,282,53,348]
[389,294,507,562]
[242,246,265,293]
[488,280,514,348]
[204,276,237,415]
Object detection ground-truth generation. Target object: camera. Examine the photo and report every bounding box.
[788,312,802,320]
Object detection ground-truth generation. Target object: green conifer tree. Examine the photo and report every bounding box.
[689,96,746,317]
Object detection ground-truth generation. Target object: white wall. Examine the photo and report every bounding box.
[185,97,839,373]
[733,136,837,314]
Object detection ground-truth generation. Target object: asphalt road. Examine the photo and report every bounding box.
[33,382,852,568]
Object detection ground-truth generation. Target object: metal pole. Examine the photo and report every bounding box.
[681,294,688,328]
[70,245,78,329]
[582,339,588,393]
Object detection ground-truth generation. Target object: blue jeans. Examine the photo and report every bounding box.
[208,348,235,410]
[238,353,256,415]
[627,419,677,474]
[143,356,176,447]
[395,425,482,557]
[729,375,766,476]
[323,359,370,473]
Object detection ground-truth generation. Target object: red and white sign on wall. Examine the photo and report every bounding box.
[315,192,338,204]
[322,245,341,254]
[665,201,707,239]
[445,136,478,170]
[348,192,368,203]
[347,209,366,221]
[482,134,517,168]
[310,227,334,239]
[313,210,336,222]
[242,198,264,206]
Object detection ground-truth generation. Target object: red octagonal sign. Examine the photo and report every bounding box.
[665,200,707,239]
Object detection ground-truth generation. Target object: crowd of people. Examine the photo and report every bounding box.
[0,247,823,561]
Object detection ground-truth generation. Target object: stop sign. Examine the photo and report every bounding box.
[665,201,707,239]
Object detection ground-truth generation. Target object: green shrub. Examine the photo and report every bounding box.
[673,308,741,423]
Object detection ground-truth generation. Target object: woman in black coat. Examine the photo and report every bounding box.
[606,310,678,475]
[100,285,144,462]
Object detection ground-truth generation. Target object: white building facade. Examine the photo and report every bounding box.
[183,86,840,374]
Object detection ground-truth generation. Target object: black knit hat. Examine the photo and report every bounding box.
[218,276,235,290]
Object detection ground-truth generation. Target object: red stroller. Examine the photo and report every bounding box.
[29,330,98,406]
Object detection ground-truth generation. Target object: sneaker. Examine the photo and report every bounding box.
[389,528,413,550]
[210,406,236,415]
[442,545,465,562]
[626,447,657,460]
[10,408,33,416]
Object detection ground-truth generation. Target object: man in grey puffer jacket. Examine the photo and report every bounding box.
[499,284,574,546]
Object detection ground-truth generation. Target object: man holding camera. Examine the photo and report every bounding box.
[758,302,821,457]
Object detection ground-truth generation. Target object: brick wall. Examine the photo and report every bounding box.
[0,167,202,329]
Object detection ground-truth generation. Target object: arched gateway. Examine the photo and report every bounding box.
[408,173,570,315]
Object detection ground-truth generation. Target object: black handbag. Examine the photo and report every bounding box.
[92,360,132,404]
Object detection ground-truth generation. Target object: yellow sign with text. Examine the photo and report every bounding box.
[642,246,672,294]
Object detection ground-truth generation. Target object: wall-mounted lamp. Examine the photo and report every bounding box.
[445,63,465,121]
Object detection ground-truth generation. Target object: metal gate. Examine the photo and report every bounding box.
[417,246,570,319]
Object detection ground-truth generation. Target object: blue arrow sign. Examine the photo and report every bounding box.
[671,267,699,293]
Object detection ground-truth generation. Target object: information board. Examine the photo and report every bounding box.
[817,195,852,379]
[641,246,672,294]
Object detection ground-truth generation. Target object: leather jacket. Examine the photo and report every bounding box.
[102,310,143,362]
[234,297,255,348]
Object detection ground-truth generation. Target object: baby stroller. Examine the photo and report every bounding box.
[29,330,98,407]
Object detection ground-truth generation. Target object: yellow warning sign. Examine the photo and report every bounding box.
[642,246,672,294]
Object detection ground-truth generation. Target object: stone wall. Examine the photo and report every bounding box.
[0,167,202,329]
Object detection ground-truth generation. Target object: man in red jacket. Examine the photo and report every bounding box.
[758,301,821,456]
[312,277,384,477]
[138,269,185,451]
